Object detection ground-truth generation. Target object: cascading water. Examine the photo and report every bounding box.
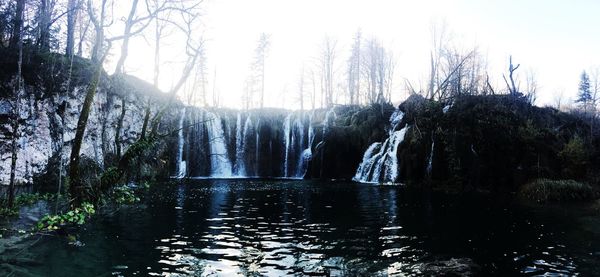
[242,115,254,176]
[234,113,246,176]
[175,108,321,179]
[283,114,292,177]
[255,118,260,176]
[353,110,409,183]
[426,139,434,176]
[206,111,233,177]
[282,112,311,178]
[175,107,187,178]
[298,114,315,177]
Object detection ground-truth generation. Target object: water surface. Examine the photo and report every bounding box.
[2,179,599,276]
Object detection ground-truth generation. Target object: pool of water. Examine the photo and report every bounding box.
[2,179,600,276]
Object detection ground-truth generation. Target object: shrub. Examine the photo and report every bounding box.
[112,185,140,204]
[558,136,589,179]
[36,202,96,231]
[519,178,596,202]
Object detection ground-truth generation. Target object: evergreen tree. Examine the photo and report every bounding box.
[577,71,592,108]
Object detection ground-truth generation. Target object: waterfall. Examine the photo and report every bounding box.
[242,115,254,176]
[255,118,260,176]
[178,108,333,179]
[281,112,315,178]
[299,114,315,177]
[234,113,246,176]
[353,142,382,182]
[283,114,292,177]
[293,115,305,177]
[426,139,434,176]
[206,111,233,177]
[175,107,187,178]
[353,110,408,183]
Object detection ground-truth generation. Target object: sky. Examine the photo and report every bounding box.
[119,0,600,110]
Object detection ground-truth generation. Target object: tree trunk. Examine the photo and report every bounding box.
[115,96,127,158]
[68,62,104,205]
[9,0,25,49]
[113,0,139,74]
[66,0,77,56]
[140,100,151,139]
[38,0,51,51]
[8,18,24,208]
[8,116,18,208]
[91,26,104,63]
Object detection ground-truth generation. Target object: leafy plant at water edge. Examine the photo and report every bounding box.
[112,185,140,204]
[0,193,60,216]
[36,202,96,231]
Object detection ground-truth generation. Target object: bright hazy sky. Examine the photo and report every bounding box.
[119,0,600,110]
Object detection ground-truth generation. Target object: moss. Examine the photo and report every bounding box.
[519,178,597,203]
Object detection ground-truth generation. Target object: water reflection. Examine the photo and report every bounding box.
[4,179,599,276]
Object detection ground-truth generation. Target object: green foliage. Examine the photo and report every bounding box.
[119,137,157,171]
[519,178,596,202]
[36,202,96,231]
[559,136,589,178]
[0,207,18,217]
[112,185,140,204]
[15,193,55,206]
[0,193,58,217]
[100,166,122,190]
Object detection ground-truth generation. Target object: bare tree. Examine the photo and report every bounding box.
[36,0,53,51]
[347,29,361,105]
[148,5,205,136]
[439,47,482,99]
[524,70,538,104]
[427,21,449,100]
[297,66,305,110]
[141,0,201,138]
[76,6,90,56]
[243,76,254,110]
[318,35,336,107]
[186,47,208,106]
[86,0,112,63]
[589,67,599,114]
[503,55,521,96]
[111,0,184,74]
[553,88,565,110]
[66,0,80,56]
[361,37,394,104]
[9,0,25,49]
[310,69,316,110]
[114,0,191,157]
[212,66,219,107]
[251,33,269,108]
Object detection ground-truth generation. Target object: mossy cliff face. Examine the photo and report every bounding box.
[306,104,394,179]
[397,94,599,192]
[0,49,179,187]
